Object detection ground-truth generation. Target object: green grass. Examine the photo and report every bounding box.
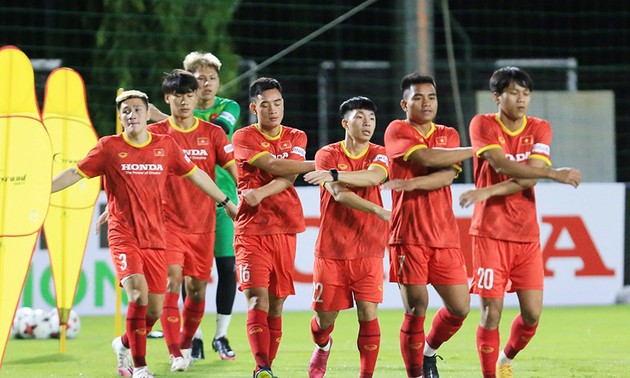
[2,305,629,377]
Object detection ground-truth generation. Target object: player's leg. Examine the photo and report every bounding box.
[245,286,272,374]
[161,264,184,361]
[356,301,380,378]
[308,309,338,378]
[389,244,429,378]
[121,274,151,372]
[178,276,208,366]
[424,247,470,377]
[212,209,238,359]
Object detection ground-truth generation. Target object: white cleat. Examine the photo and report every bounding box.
[112,336,133,377]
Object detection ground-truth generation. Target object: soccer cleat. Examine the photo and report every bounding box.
[132,366,154,378]
[112,336,133,377]
[170,355,189,372]
[212,336,237,360]
[191,336,205,360]
[181,348,194,368]
[497,363,513,378]
[422,354,442,378]
[308,337,332,378]
[253,366,274,378]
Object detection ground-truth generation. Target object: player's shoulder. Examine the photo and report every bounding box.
[369,142,386,153]
[525,115,550,128]
[433,122,458,134]
[147,119,169,133]
[198,118,225,132]
[471,113,495,123]
[386,119,407,130]
[281,125,306,137]
[233,124,257,137]
[215,95,238,106]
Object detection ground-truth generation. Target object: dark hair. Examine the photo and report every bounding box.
[401,72,436,94]
[489,66,533,94]
[162,69,198,95]
[249,77,282,100]
[339,96,377,119]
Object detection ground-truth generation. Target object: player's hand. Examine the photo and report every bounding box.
[224,201,238,219]
[552,167,582,188]
[459,188,491,208]
[375,207,391,222]
[242,189,263,207]
[95,209,109,235]
[303,170,332,185]
[382,179,416,192]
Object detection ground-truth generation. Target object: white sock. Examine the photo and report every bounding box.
[424,342,437,357]
[318,338,332,352]
[498,351,512,366]
[215,314,232,339]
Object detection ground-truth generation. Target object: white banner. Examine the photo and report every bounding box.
[21,183,625,315]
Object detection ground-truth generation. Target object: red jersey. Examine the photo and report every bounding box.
[148,118,234,233]
[384,120,462,248]
[469,113,552,242]
[314,141,389,260]
[232,124,307,235]
[76,133,197,249]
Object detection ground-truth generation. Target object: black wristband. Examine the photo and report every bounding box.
[218,196,231,207]
[329,168,339,181]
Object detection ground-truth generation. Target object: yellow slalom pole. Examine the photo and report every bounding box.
[114,88,123,337]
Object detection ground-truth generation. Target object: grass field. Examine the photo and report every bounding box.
[2,305,629,377]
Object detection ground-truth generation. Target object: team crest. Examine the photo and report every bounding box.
[498,136,506,144]
[197,137,209,146]
[520,135,533,145]
[154,148,165,156]
[118,152,128,158]
[261,141,270,148]
[338,164,348,170]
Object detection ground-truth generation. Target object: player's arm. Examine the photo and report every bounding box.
[213,101,240,134]
[250,153,315,176]
[459,179,530,208]
[51,167,83,193]
[242,176,295,207]
[325,182,390,221]
[304,165,387,187]
[187,168,238,218]
[408,146,473,168]
[482,147,581,187]
[148,103,168,122]
[384,167,458,192]
[224,162,238,184]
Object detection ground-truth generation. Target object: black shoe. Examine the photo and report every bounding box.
[212,336,237,360]
[423,354,442,378]
[191,337,205,360]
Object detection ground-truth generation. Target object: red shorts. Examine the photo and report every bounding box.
[388,244,468,285]
[165,230,214,281]
[109,239,167,294]
[311,256,384,312]
[234,234,296,298]
[470,236,544,298]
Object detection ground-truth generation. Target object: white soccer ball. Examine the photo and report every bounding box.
[31,308,53,339]
[15,307,35,339]
[49,308,80,339]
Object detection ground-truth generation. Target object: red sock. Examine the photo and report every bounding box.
[126,302,148,368]
[310,316,334,347]
[504,314,538,359]
[268,316,282,367]
[358,318,380,377]
[426,307,466,350]
[247,309,270,369]
[180,296,205,350]
[146,314,158,333]
[160,292,182,357]
[400,313,425,378]
[477,325,500,378]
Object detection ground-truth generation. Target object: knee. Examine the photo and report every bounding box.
[520,310,541,325]
[447,303,470,319]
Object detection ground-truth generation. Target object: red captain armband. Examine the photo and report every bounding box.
[218,196,231,207]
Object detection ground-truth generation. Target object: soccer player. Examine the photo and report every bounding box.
[459,66,581,377]
[51,90,235,378]
[232,77,315,378]
[383,72,473,378]
[146,69,237,372]
[151,51,241,360]
[302,96,390,378]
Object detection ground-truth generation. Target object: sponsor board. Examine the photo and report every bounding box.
[21,184,624,314]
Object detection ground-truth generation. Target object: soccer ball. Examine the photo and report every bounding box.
[49,308,81,339]
[14,307,35,339]
[31,308,53,339]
